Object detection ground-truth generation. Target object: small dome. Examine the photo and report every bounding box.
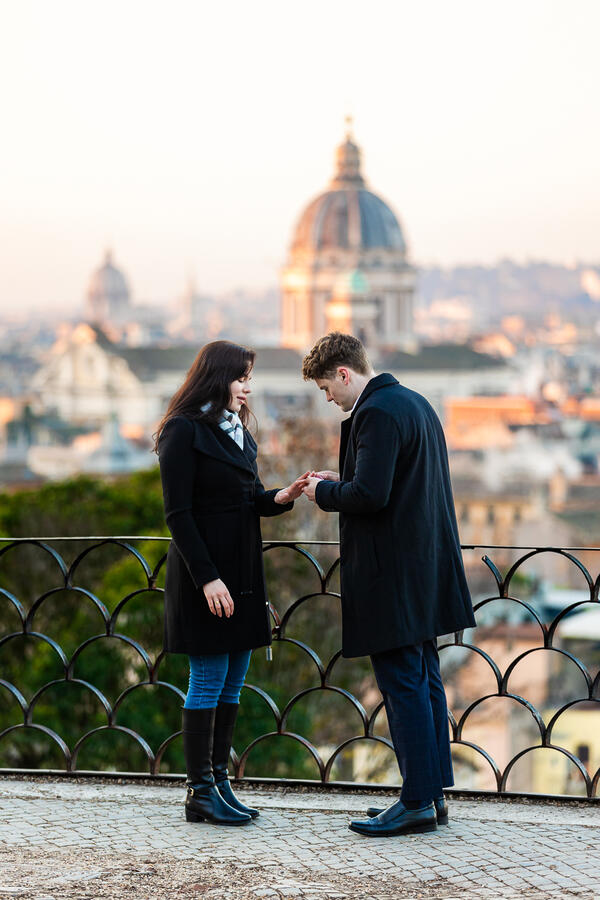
[291,128,406,254]
[87,250,130,311]
[333,269,370,296]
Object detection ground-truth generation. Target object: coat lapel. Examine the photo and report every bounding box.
[340,374,398,476]
[242,429,258,469]
[339,417,352,474]
[192,420,255,475]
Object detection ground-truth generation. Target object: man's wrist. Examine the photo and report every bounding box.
[314,478,325,505]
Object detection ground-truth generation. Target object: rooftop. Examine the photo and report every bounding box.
[1,777,598,899]
[88,330,305,380]
[380,344,506,371]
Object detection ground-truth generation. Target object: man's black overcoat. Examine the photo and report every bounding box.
[158,415,292,655]
[316,374,475,658]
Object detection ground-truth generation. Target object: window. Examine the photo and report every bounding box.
[576,744,590,765]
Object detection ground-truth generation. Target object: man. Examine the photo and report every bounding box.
[302,332,475,837]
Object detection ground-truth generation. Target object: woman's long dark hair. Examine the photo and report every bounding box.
[153,340,255,452]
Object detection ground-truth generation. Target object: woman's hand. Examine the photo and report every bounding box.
[203,579,234,617]
[314,470,339,482]
[302,475,322,502]
[274,471,311,504]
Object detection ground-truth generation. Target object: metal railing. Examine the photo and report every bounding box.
[0,536,599,799]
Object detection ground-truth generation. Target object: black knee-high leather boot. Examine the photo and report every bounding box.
[213,702,259,818]
[182,707,251,825]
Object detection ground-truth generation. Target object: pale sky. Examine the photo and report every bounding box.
[1,0,599,314]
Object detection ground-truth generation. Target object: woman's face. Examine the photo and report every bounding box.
[228,369,252,414]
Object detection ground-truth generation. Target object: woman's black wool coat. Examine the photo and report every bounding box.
[158,415,292,655]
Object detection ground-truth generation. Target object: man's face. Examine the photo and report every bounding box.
[315,368,359,412]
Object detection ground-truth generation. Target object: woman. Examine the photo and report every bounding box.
[155,341,307,826]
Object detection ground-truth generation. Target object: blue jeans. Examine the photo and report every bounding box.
[184,650,252,709]
[371,640,454,806]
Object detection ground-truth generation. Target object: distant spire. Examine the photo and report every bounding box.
[186,265,197,295]
[344,114,354,140]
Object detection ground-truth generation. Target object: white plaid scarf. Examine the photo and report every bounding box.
[200,402,244,449]
[220,408,244,449]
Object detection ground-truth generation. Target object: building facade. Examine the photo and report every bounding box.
[281,125,416,353]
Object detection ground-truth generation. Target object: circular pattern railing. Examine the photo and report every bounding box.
[0,536,599,798]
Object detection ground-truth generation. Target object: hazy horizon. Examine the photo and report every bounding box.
[1,0,599,313]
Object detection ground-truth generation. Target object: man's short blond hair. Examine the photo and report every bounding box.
[302,332,371,381]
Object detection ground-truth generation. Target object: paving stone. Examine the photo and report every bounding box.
[0,779,600,899]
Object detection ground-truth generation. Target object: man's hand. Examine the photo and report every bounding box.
[274,471,311,504]
[203,578,234,617]
[302,475,323,502]
[315,470,339,482]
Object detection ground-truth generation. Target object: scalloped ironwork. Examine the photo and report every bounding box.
[0,537,599,798]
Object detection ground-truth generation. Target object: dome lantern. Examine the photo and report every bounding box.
[331,117,365,187]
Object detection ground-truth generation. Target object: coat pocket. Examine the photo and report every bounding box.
[340,530,381,590]
[197,510,243,595]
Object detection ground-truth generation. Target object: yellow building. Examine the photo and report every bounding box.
[533,706,599,796]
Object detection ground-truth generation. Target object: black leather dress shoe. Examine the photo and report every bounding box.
[366,796,449,825]
[349,800,437,837]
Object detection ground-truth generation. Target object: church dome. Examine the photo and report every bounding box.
[86,250,131,323]
[291,130,406,254]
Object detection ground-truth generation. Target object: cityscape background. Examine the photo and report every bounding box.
[0,0,599,794]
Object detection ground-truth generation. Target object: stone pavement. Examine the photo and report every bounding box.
[0,777,599,899]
